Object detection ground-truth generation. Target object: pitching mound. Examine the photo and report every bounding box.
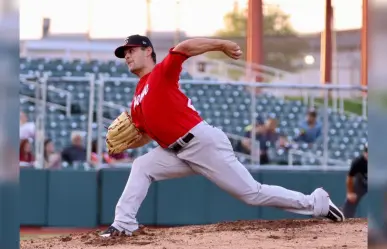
[21,218,367,249]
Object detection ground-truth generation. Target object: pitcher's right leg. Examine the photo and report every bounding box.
[100,146,195,237]
[177,122,344,222]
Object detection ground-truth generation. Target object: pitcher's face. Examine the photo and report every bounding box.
[124,47,147,73]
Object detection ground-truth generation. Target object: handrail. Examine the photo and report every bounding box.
[20,95,70,117]
[229,59,292,76]
[100,77,368,91]
[20,78,72,117]
[224,132,346,166]
[21,78,71,96]
[103,117,114,126]
[103,101,129,112]
[299,96,367,120]
[287,148,349,166]
[48,75,95,82]
[86,74,96,167]
[190,58,272,82]
[222,62,277,81]
[192,55,292,82]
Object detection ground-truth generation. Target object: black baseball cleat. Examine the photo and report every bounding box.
[99,225,131,238]
[325,199,345,222]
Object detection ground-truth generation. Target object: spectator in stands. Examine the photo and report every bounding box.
[90,139,114,166]
[241,117,279,164]
[274,133,297,165]
[61,131,87,165]
[20,111,35,140]
[277,133,291,150]
[20,139,34,165]
[295,109,322,145]
[90,140,134,167]
[237,117,264,154]
[44,139,62,169]
[110,151,134,163]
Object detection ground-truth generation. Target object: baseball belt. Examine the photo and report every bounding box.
[169,133,195,152]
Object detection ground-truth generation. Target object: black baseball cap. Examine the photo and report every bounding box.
[256,117,265,125]
[114,34,155,59]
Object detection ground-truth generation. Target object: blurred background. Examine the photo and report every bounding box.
[19,0,368,168]
[16,0,378,245]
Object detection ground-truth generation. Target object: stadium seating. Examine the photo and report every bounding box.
[19,57,368,166]
[20,57,193,79]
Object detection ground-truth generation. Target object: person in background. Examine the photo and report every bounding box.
[110,151,134,163]
[241,117,279,164]
[274,133,299,165]
[90,140,134,167]
[238,117,265,154]
[295,109,322,145]
[19,139,34,165]
[91,139,114,166]
[342,144,368,218]
[20,111,35,141]
[277,133,291,150]
[61,131,87,165]
[44,139,62,169]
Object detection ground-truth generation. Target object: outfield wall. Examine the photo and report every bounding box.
[20,167,368,228]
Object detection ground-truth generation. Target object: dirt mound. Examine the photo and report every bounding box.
[20,218,367,249]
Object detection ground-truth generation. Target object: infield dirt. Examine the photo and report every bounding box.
[20,218,367,249]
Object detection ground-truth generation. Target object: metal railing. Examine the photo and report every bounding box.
[303,90,367,119]
[188,55,295,83]
[19,72,367,169]
[20,95,70,117]
[208,59,367,119]
[95,77,367,169]
[25,74,96,166]
[20,73,96,168]
[287,148,349,167]
[226,132,348,166]
[20,76,72,117]
[27,73,48,169]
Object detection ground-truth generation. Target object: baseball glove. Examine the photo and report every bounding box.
[106,111,151,154]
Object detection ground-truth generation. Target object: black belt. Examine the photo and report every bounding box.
[169,133,195,152]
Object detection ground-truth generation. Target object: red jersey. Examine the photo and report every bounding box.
[130,48,203,148]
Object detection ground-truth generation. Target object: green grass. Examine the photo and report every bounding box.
[285,96,364,115]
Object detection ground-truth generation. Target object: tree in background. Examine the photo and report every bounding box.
[211,3,309,72]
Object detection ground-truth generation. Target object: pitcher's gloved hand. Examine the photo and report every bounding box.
[106,111,151,155]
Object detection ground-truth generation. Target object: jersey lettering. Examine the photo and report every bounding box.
[187,98,197,111]
[133,84,149,108]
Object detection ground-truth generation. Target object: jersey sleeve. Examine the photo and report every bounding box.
[158,47,190,82]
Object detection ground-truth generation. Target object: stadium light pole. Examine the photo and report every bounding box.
[321,0,333,86]
[246,0,263,82]
[321,0,333,167]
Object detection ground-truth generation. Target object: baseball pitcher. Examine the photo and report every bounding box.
[101,35,345,237]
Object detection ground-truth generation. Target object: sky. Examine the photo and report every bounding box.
[20,0,363,40]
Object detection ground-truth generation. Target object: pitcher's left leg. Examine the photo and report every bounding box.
[178,123,344,221]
